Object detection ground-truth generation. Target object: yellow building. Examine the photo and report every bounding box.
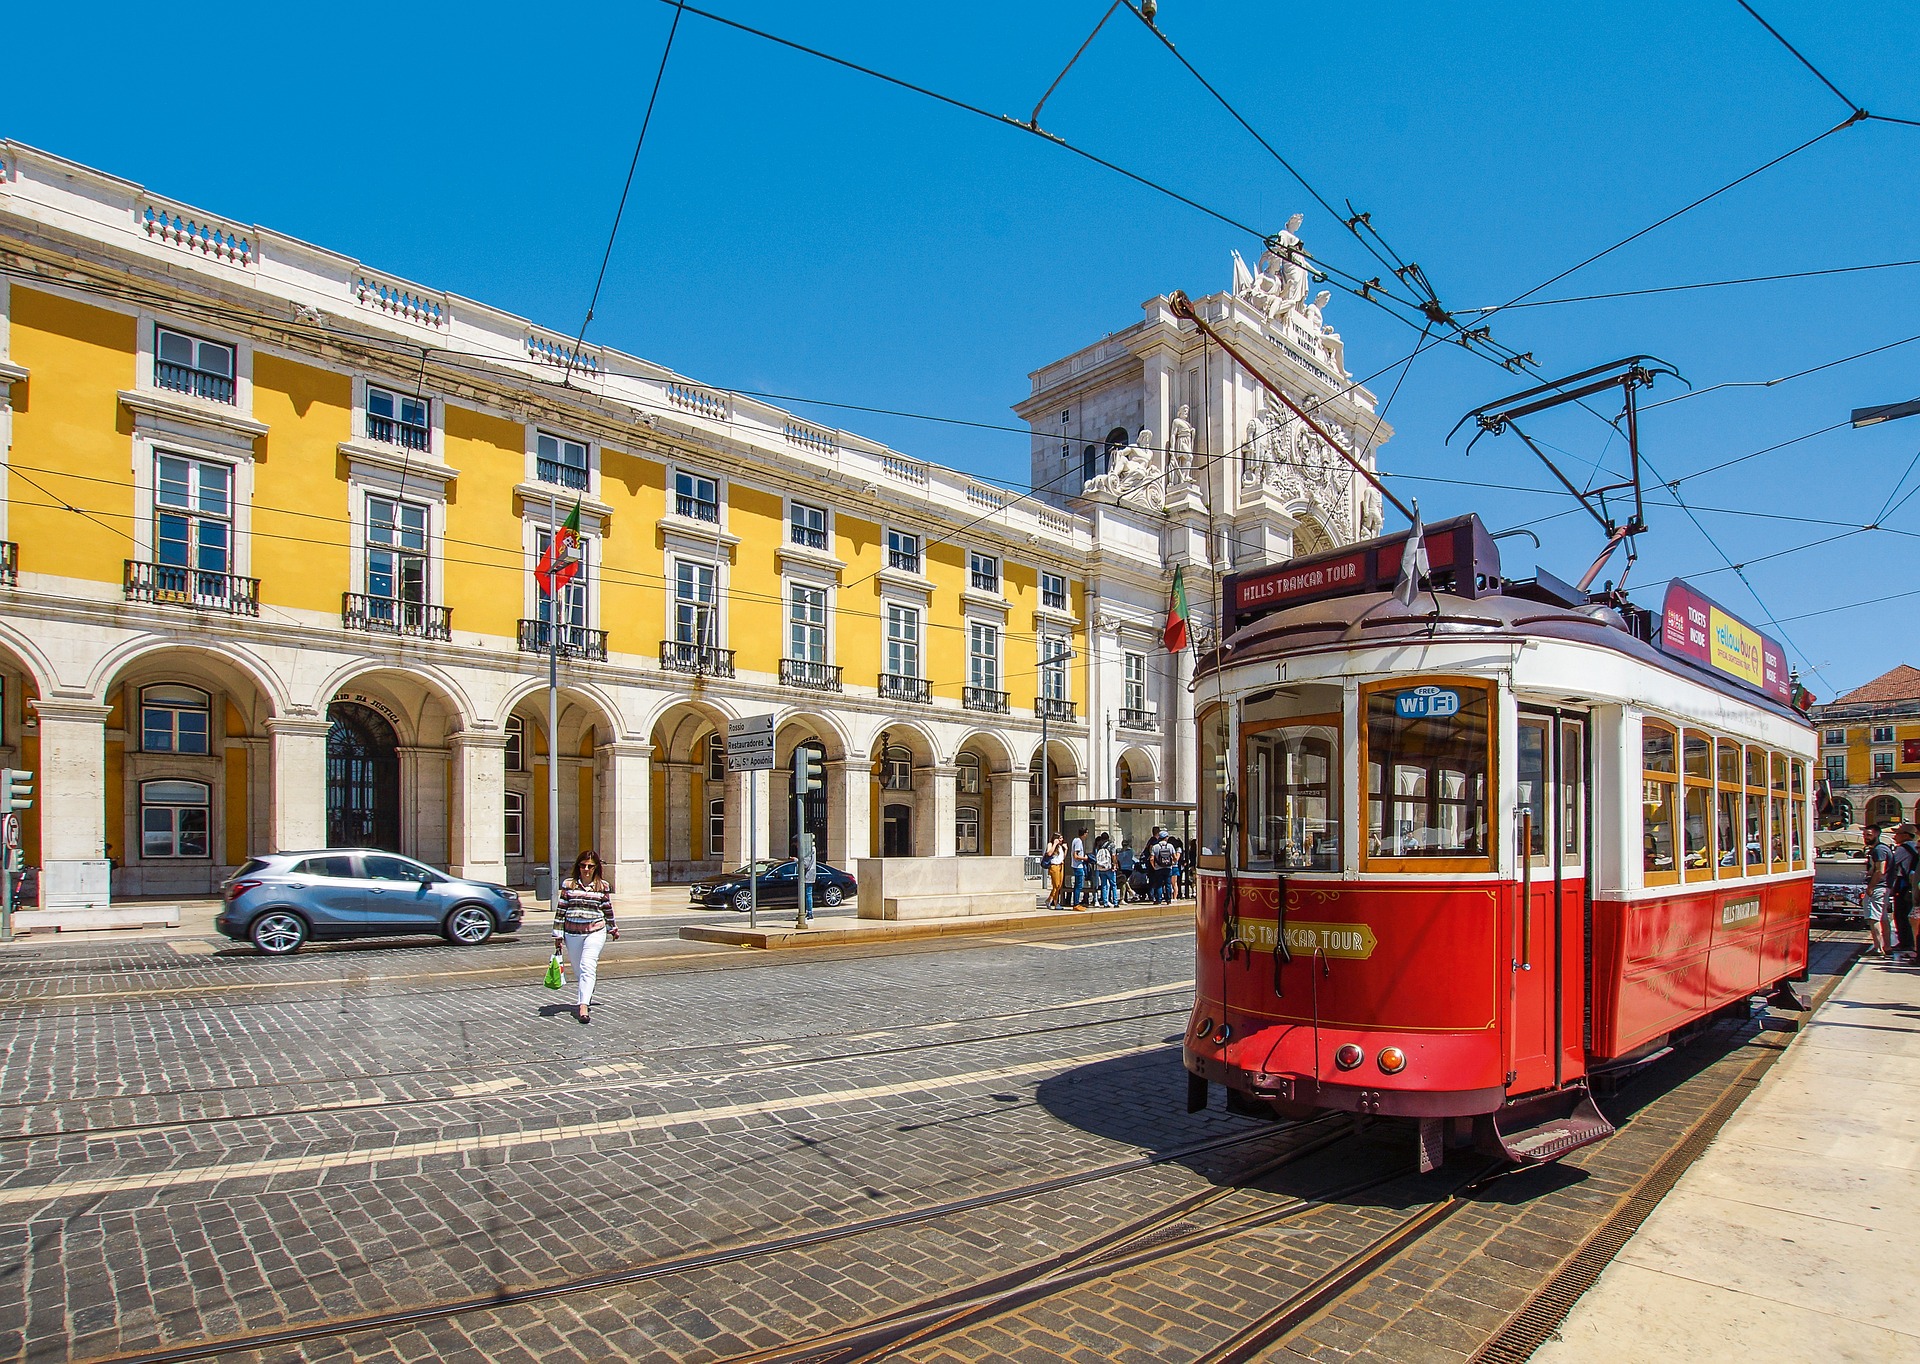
[0,143,1382,915]
[1812,664,1920,831]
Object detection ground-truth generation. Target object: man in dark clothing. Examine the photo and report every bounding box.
[1890,824,1919,964]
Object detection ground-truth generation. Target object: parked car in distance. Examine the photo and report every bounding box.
[690,858,857,912]
[217,850,523,955]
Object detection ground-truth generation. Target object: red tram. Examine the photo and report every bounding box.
[1182,514,1816,1170]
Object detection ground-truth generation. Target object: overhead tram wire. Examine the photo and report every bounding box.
[1466,257,1920,312]
[1645,329,1920,411]
[1728,0,1920,132]
[559,0,688,386]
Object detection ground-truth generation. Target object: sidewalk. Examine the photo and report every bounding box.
[1533,956,1920,1362]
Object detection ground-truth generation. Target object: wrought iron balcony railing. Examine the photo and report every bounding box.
[878,673,931,704]
[886,547,921,573]
[780,658,843,692]
[517,619,608,661]
[154,361,234,404]
[535,457,589,491]
[124,560,259,615]
[660,640,736,677]
[675,493,720,523]
[0,541,15,587]
[366,414,431,451]
[789,524,828,551]
[1118,707,1158,731]
[964,686,1010,714]
[343,593,452,641]
[1036,697,1077,722]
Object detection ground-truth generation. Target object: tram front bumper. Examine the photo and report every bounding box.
[1185,1049,1506,1119]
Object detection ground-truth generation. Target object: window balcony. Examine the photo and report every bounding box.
[535,457,589,492]
[789,524,828,551]
[517,619,607,661]
[970,570,1000,593]
[964,686,1010,714]
[0,541,15,587]
[367,414,431,451]
[887,548,921,573]
[343,593,451,641]
[878,673,931,704]
[124,560,259,615]
[660,640,736,677]
[1036,697,1077,722]
[1118,707,1158,732]
[154,361,234,404]
[675,492,720,523]
[780,658,843,692]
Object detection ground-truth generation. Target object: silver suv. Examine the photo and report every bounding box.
[216,850,523,955]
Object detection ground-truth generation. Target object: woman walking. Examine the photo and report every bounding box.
[553,850,617,1023]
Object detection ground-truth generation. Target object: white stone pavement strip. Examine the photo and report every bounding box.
[444,1076,529,1098]
[0,1043,1155,1207]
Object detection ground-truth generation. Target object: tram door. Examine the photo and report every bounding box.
[1513,712,1586,1095]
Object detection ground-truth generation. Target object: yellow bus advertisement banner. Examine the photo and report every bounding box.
[1708,608,1764,689]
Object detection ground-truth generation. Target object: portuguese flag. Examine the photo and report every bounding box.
[535,502,582,596]
[1164,564,1191,652]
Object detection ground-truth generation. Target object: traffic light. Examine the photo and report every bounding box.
[795,747,825,796]
[1,768,30,812]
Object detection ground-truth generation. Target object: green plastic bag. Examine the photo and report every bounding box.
[544,953,565,990]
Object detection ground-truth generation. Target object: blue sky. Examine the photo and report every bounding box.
[5,1,1918,697]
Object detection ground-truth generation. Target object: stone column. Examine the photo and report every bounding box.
[30,698,112,909]
[660,760,697,876]
[597,740,653,899]
[395,746,449,864]
[926,763,959,858]
[724,764,770,870]
[989,769,1025,859]
[242,736,271,863]
[826,759,870,868]
[449,732,508,884]
[267,715,331,854]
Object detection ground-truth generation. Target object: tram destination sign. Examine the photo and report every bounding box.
[1656,581,1790,703]
[1224,514,1501,633]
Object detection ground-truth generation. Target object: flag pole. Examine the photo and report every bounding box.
[547,490,561,920]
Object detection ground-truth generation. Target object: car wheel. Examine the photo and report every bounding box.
[821,883,844,907]
[444,904,496,946]
[250,911,308,956]
[732,888,753,912]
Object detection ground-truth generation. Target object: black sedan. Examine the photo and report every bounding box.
[690,859,857,911]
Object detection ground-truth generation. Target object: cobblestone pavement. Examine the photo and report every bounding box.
[0,919,1864,1364]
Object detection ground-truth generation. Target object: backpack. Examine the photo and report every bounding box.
[1094,845,1113,871]
[1889,843,1917,896]
[1152,841,1176,869]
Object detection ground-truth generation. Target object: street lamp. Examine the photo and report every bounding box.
[1851,397,1920,428]
[1038,643,1077,869]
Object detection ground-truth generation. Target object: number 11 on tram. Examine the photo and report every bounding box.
[1183,515,1816,1172]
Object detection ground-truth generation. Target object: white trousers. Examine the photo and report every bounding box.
[559,927,607,1007]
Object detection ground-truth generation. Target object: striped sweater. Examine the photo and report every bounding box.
[553,879,615,933]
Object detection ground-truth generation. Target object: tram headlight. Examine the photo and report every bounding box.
[1195,1016,1214,1039]
[1334,1044,1364,1071]
[1377,1046,1407,1074]
[1211,1023,1233,1046]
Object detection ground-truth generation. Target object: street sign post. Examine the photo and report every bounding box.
[725,717,776,927]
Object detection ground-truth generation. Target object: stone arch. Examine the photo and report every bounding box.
[1027,737,1085,857]
[648,698,736,882]
[1291,514,1335,557]
[500,680,625,888]
[1865,794,1904,829]
[1116,744,1161,800]
[0,621,58,698]
[952,729,1016,857]
[89,636,289,720]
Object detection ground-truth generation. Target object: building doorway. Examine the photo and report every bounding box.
[882,803,912,858]
[327,701,400,851]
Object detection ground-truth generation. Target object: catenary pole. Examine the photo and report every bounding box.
[548,491,561,920]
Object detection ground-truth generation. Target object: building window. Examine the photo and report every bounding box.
[1041,572,1067,610]
[366,495,428,614]
[675,561,717,645]
[881,745,913,791]
[969,551,1000,593]
[535,525,588,630]
[142,683,212,754]
[708,799,725,859]
[957,751,981,795]
[366,385,430,451]
[957,806,980,854]
[505,716,524,772]
[789,584,828,663]
[789,501,828,550]
[706,733,726,781]
[1040,637,1069,702]
[140,779,211,859]
[1824,728,1846,746]
[1124,652,1147,713]
[887,530,921,573]
[1825,753,1846,786]
[536,431,588,491]
[154,326,235,403]
[675,470,718,523]
[886,604,920,679]
[1873,725,1895,744]
[503,791,524,858]
[1874,750,1894,776]
[155,452,233,578]
[969,622,999,690]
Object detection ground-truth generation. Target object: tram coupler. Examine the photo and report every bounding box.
[1187,1073,1209,1113]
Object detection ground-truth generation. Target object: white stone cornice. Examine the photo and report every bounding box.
[656,513,740,555]
[338,438,460,490]
[1033,604,1079,633]
[266,716,333,739]
[775,544,846,581]
[0,359,26,384]
[960,588,1011,620]
[117,388,268,439]
[515,484,612,531]
[875,566,935,602]
[29,698,113,724]
[449,731,510,751]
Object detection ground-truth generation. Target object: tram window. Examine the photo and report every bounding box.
[1641,722,1679,886]
[1244,721,1341,871]
[1716,738,1743,878]
[1769,752,1789,870]
[1517,720,1549,859]
[1682,730,1714,881]
[1559,723,1584,862]
[1363,680,1491,867]
[1198,705,1228,862]
[1744,746,1767,872]
[1791,761,1808,867]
